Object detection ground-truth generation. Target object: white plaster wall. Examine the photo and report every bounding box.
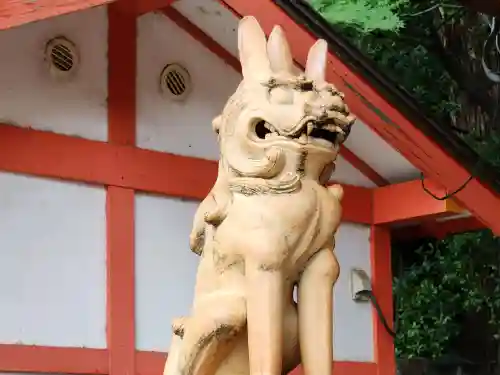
[173,0,239,59]
[135,192,373,361]
[0,9,108,348]
[0,6,108,141]
[135,193,199,351]
[333,223,374,361]
[344,120,419,183]
[332,155,376,188]
[0,172,106,348]
[137,12,241,161]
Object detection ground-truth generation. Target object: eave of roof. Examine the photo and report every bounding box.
[0,0,172,30]
[275,0,500,195]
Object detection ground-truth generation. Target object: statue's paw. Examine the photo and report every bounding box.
[191,247,203,256]
[328,184,344,201]
[204,198,230,226]
[189,231,205,256]
[172,317,187,338]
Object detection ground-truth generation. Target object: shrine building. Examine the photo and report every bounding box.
[1,1,499,375]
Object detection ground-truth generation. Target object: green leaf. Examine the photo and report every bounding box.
[310,0,409,33]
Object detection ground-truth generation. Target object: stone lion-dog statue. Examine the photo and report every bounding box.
[163,15,355,375]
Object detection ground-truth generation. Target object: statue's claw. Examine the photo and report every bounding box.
[172,317,187,338]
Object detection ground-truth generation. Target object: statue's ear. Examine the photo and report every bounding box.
[305,39,328,83]
[238,16,272,81]
[267,25,294,75]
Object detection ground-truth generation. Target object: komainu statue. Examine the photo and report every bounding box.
[164,16,355,375]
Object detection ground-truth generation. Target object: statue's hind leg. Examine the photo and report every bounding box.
[176,294,247,375]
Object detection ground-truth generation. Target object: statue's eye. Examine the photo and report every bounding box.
[254,120,274,139]
[298,81,314,91]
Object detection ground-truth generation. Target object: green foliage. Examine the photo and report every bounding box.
[310,0,464,124]
[309,0,500,359]
[394,231,500,359]
[461,132,500,168]
[310,0,409,32]
[355,35,459,122]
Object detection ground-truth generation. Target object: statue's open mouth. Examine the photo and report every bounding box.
[254,120,343,149]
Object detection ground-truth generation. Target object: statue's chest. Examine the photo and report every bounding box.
[213,186,336,267]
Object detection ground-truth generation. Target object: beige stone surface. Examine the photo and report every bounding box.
[164,16,356,375]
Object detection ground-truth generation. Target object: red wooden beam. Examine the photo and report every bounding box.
[337,183,373,224]
[0,124,218,200]
[136,351,167,375]
[0,344,108,374]
[0,123,371,223]
[0,0,179,30]
[137,0,175,15]
[0,0,115,30]
[106,186,136,375]
[162,7,388,187]
[108,0,136,145]
[107,4,136,375]
[2,123,484,227]
[136,350,378,375]
[373,179,464,225]
[3,122,482,227]
[0,345,377,375]
[370,226,395,375]
[217,0,500,235]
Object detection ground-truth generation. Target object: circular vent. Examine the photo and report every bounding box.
[45,37,79,80]
[160,63,192,102]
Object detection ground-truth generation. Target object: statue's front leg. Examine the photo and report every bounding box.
[164,317,189,375]
[297,245,339,375]
[176,295,246,375]
[245,240,285,375]
[164,333,183,375]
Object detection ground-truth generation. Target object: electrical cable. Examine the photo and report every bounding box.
[356,289,396,338]
[420,172,473,201]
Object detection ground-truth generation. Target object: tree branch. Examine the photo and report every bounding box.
[426,27,496,114]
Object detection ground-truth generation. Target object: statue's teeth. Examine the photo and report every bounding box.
[325,124,341,133]
[298,133,308,144]
[307,122,313,135]
[264,122,274,132]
